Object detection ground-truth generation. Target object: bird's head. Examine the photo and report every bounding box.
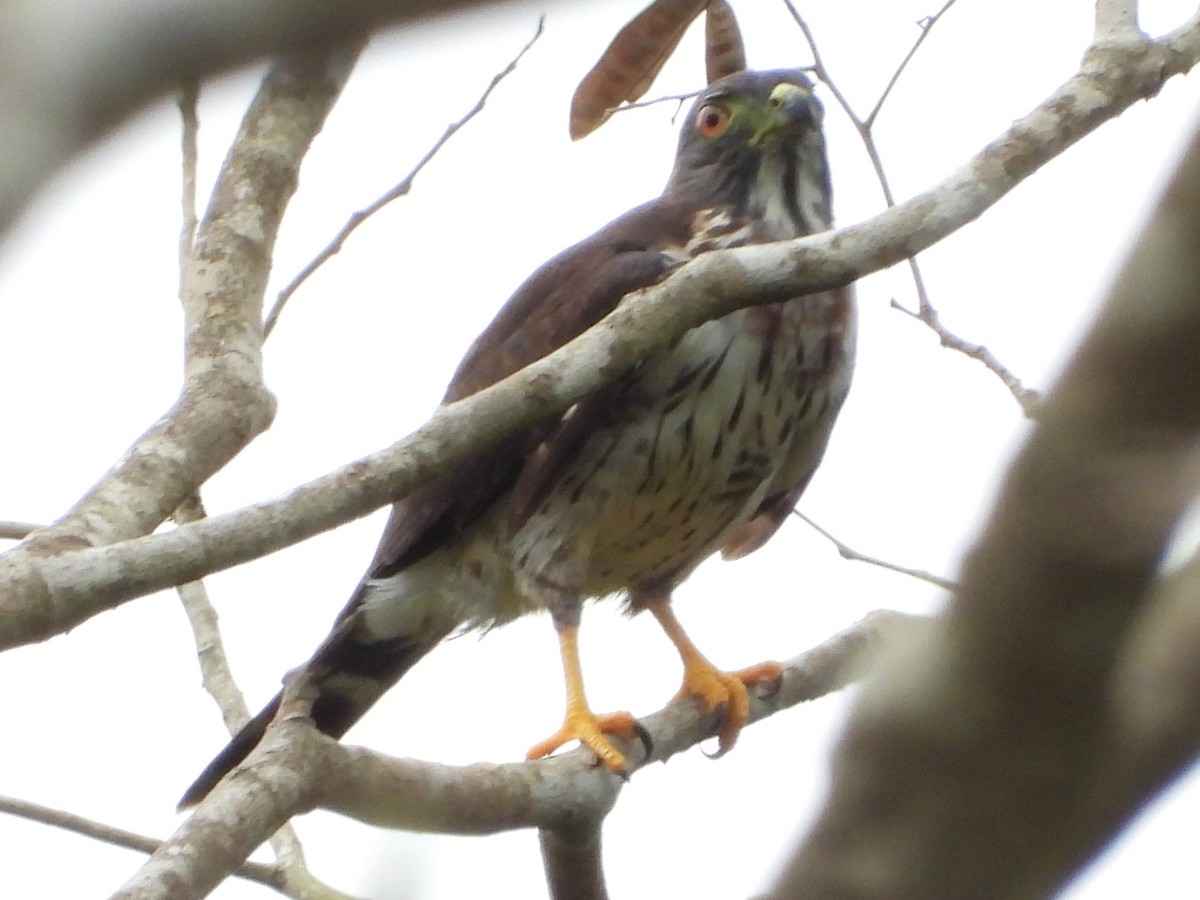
[665,69,832,237]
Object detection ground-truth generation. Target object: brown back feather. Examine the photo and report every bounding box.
[366,197,699,580]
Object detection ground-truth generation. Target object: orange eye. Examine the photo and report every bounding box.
[696,103,729,138]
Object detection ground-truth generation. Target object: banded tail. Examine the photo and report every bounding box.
[178,609,450,809]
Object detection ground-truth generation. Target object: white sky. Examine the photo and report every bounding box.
[2,1,1200,897]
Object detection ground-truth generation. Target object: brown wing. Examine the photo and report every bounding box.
[366,197,697,581]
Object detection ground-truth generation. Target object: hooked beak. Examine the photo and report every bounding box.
[753,82,819,144]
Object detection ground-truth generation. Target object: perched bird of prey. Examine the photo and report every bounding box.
[180,68,855,808]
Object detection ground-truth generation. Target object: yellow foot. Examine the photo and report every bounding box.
[526,709,641,775]
[677,659,783,756]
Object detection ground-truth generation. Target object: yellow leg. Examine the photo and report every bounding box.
[526,623,640,774]
[649,600,782,756]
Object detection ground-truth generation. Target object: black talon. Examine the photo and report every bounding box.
[632,720,654,762]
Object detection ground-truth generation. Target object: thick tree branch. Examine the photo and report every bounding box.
[769,109,1200,900]
[174,499,250,733]
[865,0,958,129]
[114,611,912,899]
[0,44,361,646]
[170,94,344,893]
[539,827,609,900]
[1,27,1194,650]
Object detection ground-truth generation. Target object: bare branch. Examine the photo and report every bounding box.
[0,794,281,890]
[336,610,918,819]
[890,297,1042,414]
[177,80,200,270]
[0,787,361,898]
[174,502,344,896]
[275,865,363,900]
[25,48,352,544]
[116,611,916,898]
[794,511,956,591]
[167,51,367,900]
[262,16,544,338]
[1164,11,1200,58]
[1,27,1194,648]
[178,577,247,724]
[780,4,857,143]
[0,43,363,645]
[0,521,38,541]
[178,581,357,900]
[785,0,1040,413]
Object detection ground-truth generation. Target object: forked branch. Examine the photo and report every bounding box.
[784,0,1041,414]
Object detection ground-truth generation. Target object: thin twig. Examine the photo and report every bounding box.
[783,0,1038,415]
[173,496,250,732]
[794,510,956,591]
[174,80,354,882]
[610,88,703,126]
[890,298,1042,414]
[866,1,958,128]
[617,89,702,110]
[173,94,338,887]
[1094,0,1142,43]
[204,610,921,833]
[261,15,545,339]
[606,62,816,123]
[0,794,281,890]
